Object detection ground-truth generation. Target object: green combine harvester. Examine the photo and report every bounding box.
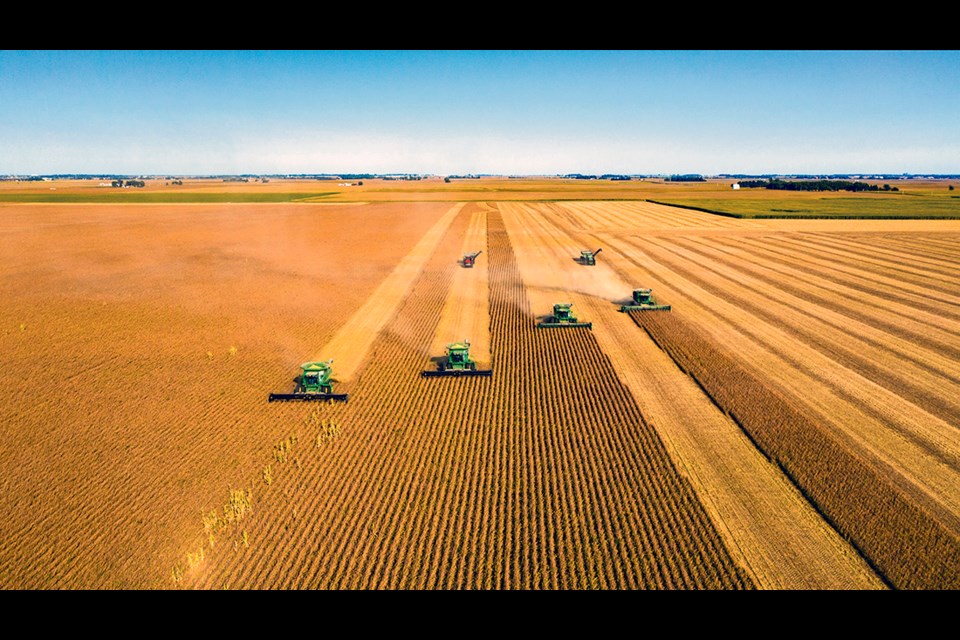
[537,303,592,329]
[268,359,349,402]
[578,248,602,266]
[422,340,492,377]
[619,288,671,312]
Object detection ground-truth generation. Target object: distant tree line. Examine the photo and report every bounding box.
[665,174,705,182]
[562,174,634,181]
[738,179,899,192]
[312,174,376,180]
[112,179,145,188]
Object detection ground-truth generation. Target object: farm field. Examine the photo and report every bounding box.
[497,201,883,589]
[4,176,958,213]
[0,201,450,588]
[545,200,960,588]
[1,180,958,589]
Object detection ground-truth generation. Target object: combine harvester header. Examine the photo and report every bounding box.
[422,340,492,377]
[269,359,349,402]
[619,288,671,312]
[537,303,593,329]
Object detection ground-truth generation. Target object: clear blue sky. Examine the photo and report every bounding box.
[1,50,957,175]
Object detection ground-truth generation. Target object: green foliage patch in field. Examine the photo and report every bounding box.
[648,196,960,219]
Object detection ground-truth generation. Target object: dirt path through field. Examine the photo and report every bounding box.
[427,203,492,368]
[316,202,465,381]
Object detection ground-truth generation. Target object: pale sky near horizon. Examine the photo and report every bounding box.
[1,50,957,175]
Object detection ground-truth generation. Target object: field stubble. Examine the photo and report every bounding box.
[185,203,754,589]
[2,191,957,590]
[0,201,449,588]
[500,200,884,589]
[542,200,960,589]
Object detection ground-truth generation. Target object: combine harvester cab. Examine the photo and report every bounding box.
[619,288,671,312]
[462,251,482,268]
[537,303,593,329]
[578,248,602,266]
[268,359,349,402]
[422,340,492,378]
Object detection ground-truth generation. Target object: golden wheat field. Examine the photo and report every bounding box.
[1,179,958,589]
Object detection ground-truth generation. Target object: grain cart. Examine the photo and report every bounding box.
[462,251,482,268]
[422,340,492,377]
[579,248,602,265]
[269,359,349,401]
[537,303,593,329]
[619,288,671,312]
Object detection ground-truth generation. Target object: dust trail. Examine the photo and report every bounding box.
[500,202,636,313]
[428,205,491,368]
[313,202,466,381]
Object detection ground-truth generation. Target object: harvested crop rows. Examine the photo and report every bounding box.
[545,201,960,589]
[316,202,466,382]
[632,310,960,590]
[499,201,883,589]
[3,191,958,590]
[0,202,450,589]
[184,204,753,589]
[427,203,492,369]
[613,233,960,529]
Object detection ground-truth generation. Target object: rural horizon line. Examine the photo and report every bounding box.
[5,171,959,178]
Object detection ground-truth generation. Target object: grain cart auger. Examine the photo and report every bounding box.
[268,359,349,402]
[619,288,671,312]
[422,340,492,378]
[462,251,482,268]
[579,248,602,266]
[537,303,593,329]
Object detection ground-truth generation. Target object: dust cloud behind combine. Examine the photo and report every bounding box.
[499,202,635,321]
[428,203,492,368]
[314,203,465,381]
